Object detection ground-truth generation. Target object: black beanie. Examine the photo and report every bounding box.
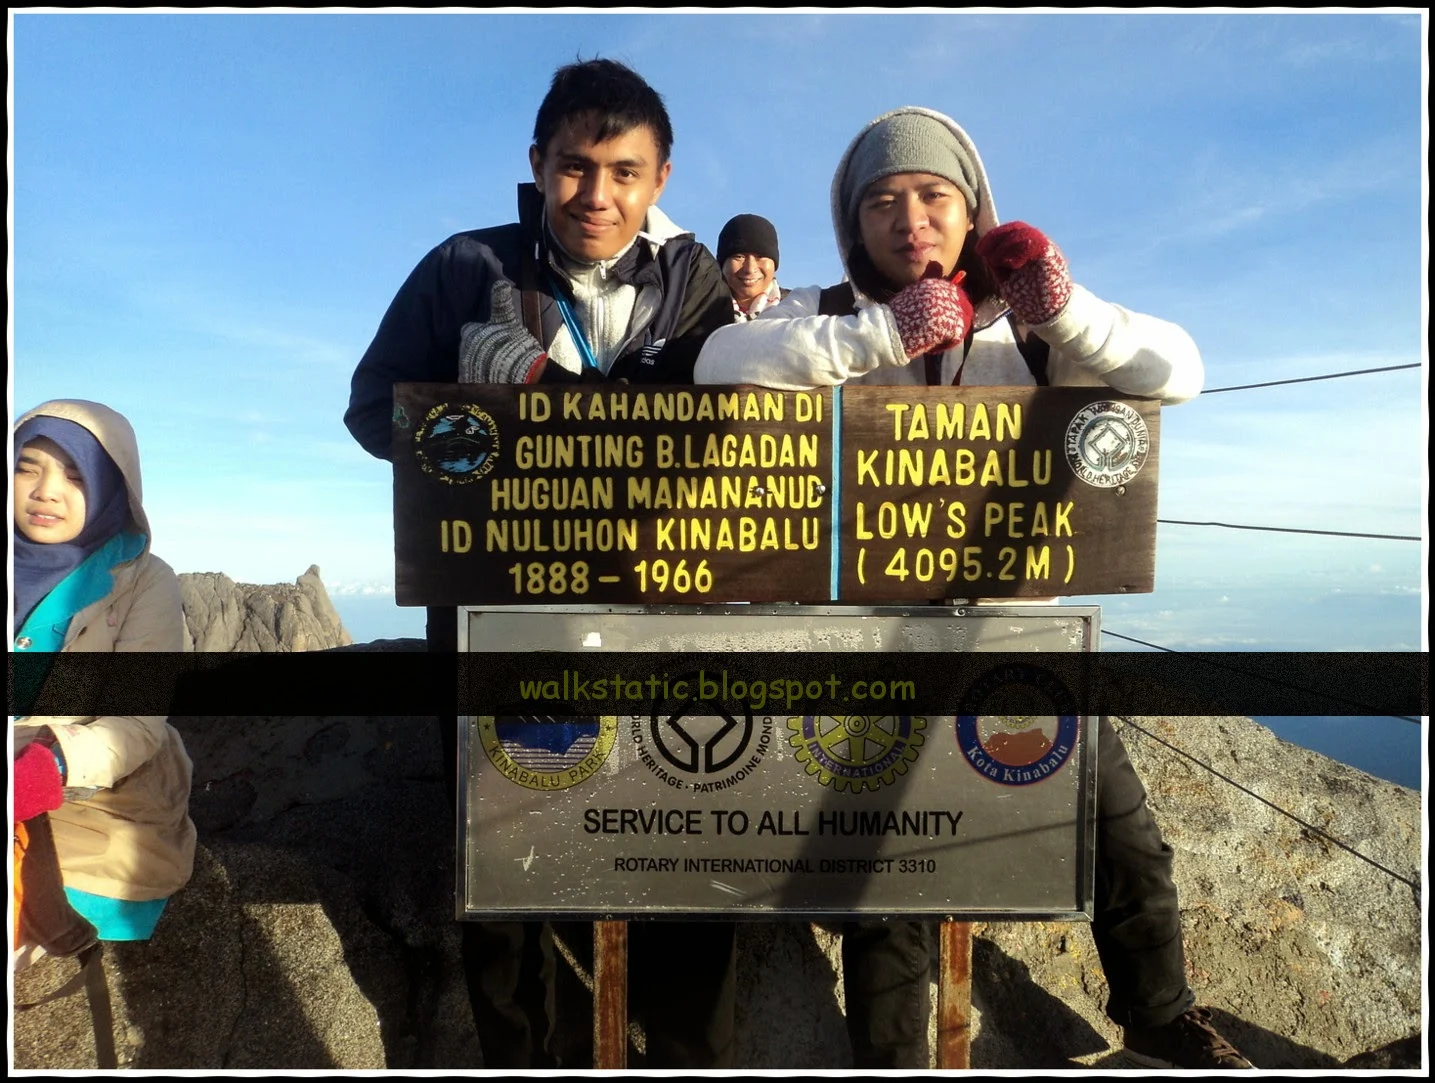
[716,214,780,269]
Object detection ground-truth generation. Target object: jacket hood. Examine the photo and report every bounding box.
[830,106,1009,330]
[14,399,153,546]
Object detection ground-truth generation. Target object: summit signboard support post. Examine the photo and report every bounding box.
[395,382,1160,1068]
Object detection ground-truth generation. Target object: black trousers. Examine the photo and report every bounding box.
[840,716,1195,1068]
[433,609,736,1068]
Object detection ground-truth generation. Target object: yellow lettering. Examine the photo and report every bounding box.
[1031,502,1049,537]
[745,476,766,509]
[937,403,963,440]
[945,502,967,539]
[979,449,1004,486]
[485,520,507,552]
[898,449,923,486]
[1056,502,1073,536]
[886,402,909,439]
[800,434,818,467]
[908,404,929,440]
[857,449,879,486]
[1006,449,1028,487]
[855,502,874,540]
[955,449,976,485]
[878,502,898,539]
[739,517,757,551]
[901,502,933,538]
[997,403,1021,441]
[969,403,990,440]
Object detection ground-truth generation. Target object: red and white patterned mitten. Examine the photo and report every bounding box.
[975,221,1073,325]
[887,264,974,360]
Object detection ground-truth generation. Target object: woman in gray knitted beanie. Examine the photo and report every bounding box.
[695,105,1203,404]
[694,105,1250,1075]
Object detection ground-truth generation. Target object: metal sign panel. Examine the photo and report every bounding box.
[458,605,1097,920]
[392,384,1158,605]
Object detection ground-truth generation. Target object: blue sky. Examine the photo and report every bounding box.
[8,9,1429,652]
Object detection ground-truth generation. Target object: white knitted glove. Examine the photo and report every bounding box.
[458,281,547,383]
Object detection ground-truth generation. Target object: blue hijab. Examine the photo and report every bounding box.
[13,415,132,629]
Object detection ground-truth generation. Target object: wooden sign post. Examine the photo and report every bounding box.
[938,920,974,1068]
[408,382,1150,1068]
[592,921,628,1069]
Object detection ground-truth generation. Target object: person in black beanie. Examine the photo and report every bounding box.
[716,213,788,321]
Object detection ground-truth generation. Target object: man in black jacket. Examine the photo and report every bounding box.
[344,57,735,1069]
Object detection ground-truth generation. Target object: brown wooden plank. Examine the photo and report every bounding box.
[936,920,973,1069]
[393,384,835,606]
[592,919,628,1069]
[393,384,1160,605]
[838,387,1159,601]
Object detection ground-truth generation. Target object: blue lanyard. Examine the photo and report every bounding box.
[547,274,602,374]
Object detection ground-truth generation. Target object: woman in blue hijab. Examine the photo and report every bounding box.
[13,400,196,954]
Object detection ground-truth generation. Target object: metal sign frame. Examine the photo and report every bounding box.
[456,604,1099,923]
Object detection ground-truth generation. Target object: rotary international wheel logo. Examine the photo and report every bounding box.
[479,715,618,790]
[786,715,926,793]
[414,403,500,484]
[1064,400,1149,488]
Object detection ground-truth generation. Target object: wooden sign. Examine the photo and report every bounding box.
[393,384,1158,605]
[837,387,1159,601]
[393,384,834,605]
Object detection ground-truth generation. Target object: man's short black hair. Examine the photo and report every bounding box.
[532,57,674,164]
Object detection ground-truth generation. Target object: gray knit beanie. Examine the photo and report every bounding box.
[840,111,979,231]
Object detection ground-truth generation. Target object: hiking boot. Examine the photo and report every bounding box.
[1123,1007,1254,1069]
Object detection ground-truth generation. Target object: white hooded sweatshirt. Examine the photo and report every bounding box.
[693,106,1204,404]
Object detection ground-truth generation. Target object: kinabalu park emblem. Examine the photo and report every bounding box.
[414,403,499,484]
[1064,400,1149,488]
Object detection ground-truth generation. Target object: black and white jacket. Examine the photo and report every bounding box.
[345,182,732,460]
